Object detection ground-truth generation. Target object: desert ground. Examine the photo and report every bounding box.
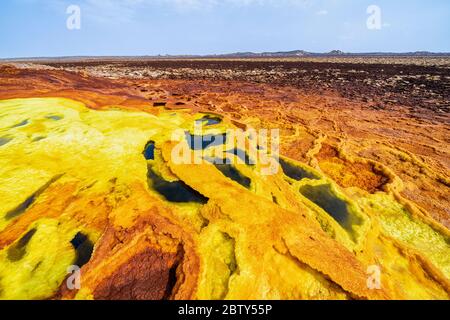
[0,57,449,300]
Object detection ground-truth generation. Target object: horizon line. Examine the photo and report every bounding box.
[2,50,450,61]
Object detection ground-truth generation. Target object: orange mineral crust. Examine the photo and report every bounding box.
[0,63,448,300]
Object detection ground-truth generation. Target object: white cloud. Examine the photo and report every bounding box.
[316,9,328,15]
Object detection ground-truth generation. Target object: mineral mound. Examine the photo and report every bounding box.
[0,62,448,300]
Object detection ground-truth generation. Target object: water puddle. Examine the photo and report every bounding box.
[70,232,94,268]
[196,115,222,126]
[147,167,208,204]
[186,132,227,150]
[143,141,155,160]
[226,148,254,165]
[46,115,63,121]
[12,120,29,128]
[7,228,37,262]
[214,163,251,189]
[299,184,361,231]
[272,194,279,204]
[4,174,64,220]
[279,158,320,181]
[0,136,12,147]
[32,136,46,142]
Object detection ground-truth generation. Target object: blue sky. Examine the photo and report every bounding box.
[0,0,449,58]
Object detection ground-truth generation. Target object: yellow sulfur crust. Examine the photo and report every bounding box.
[0,97,448,300]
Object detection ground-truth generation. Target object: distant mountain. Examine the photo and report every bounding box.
[214,50,312,58]
[212,50,450,58]
[327,50,345,55]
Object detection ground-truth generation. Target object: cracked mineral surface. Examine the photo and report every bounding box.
[0,60,448,300]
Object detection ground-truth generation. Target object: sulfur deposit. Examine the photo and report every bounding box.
[0,64,449,300]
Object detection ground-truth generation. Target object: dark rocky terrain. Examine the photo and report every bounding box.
[41,58,450,116]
